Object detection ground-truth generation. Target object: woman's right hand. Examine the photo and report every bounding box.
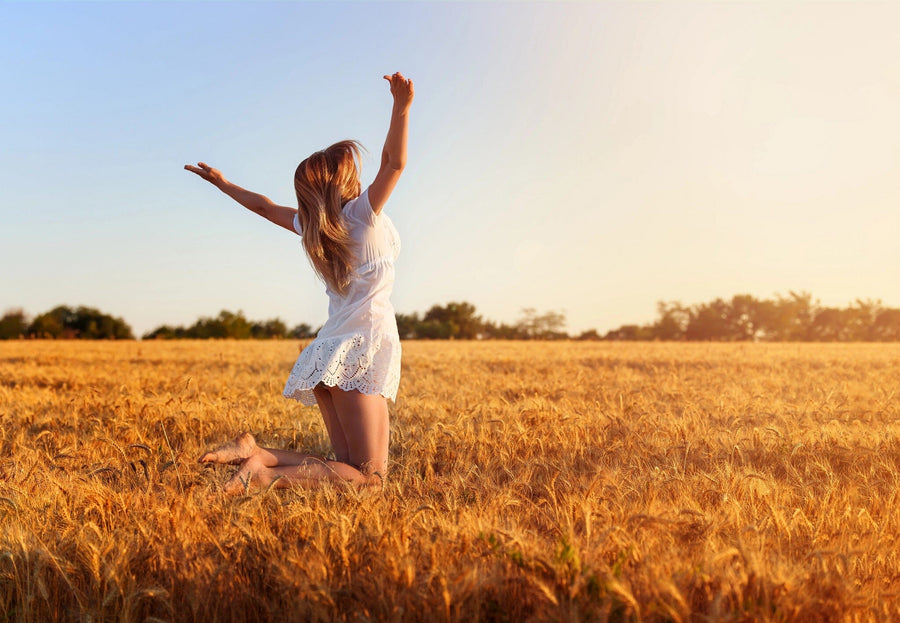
[384,72,414,114]
[184,162,225,185]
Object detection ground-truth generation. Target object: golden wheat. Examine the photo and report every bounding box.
[0,340,898,622]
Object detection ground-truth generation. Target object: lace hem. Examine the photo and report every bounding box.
[282,333,401,406]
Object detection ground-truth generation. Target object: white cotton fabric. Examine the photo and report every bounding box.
[283,188,402,405]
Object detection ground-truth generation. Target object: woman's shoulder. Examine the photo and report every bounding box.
[343,188,376,225]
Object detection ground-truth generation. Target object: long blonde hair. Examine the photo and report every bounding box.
[294,140,363,296]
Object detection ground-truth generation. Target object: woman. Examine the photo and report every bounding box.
[186,72,413,493]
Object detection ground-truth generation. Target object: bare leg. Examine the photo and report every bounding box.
[223,452,376,494]
[221,388,390,495]
[328,387,390,477]
[231,383,354,467]
[314,383,351,463]
[201,383,351,466]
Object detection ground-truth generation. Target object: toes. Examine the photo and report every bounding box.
[199,451,247,465]
[199,432,258,466]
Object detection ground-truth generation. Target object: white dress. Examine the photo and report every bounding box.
[282,188,402,405]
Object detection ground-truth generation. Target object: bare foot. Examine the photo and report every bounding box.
[199,432,258,465]
[223,454,276,495]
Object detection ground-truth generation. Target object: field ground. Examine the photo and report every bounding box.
[1,340,899,622]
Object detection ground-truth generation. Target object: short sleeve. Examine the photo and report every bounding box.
[342,188,377,226]
[292,213,303,236]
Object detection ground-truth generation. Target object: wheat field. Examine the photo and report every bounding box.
[0,340,898,622]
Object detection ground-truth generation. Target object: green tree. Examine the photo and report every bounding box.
[604,324,653,341]
[185,310,252,338]
[685,299,734,340]
[0,309,28,339]
[771,291,817,341]
[516,308,567,339]
[142,325,179,340]
[750,298,781,341]
[28,305,133,339]
[577,329,601,341]
[652,302,689,340]
[416,318,454,339]
[251,318,288,339]
[422,302,483,339]
[481,320,523,339]
[870,309,900,341]
[395,312,420,340]
[727,294,764,341]
[291,323,316,339]
[809,307,852,341]
[847,299,882,341]
[28,306,71,338]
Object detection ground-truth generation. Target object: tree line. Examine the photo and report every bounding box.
[396,303,568,340]
[3,293,900,341]
[603,292,900,342]
[0,306,133,340]
[0,303,569,341]
[141,310,315,340]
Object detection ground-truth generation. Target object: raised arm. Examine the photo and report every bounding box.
[184,162,298,234]
[368,72,414,215]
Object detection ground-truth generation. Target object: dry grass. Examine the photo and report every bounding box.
[1,340,899,622]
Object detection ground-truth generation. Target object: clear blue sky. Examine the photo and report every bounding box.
[2,1,899,337]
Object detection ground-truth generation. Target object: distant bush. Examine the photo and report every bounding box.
[397,302,568,340]
[0,309,29,339]
[142,310,313,340]
[603,293,900,342]
[0,305,134,340]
